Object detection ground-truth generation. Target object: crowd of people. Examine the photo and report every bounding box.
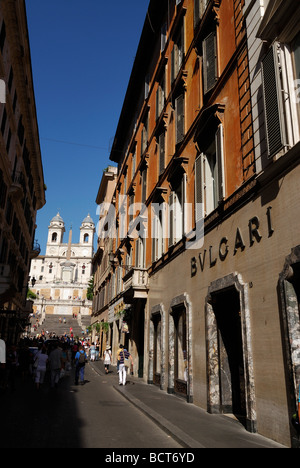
[0,334,134,393]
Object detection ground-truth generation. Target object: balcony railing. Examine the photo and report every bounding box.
[123,267,149,302]
[0,264,11,296]
[30,240,41,258]
[9,171,25,201]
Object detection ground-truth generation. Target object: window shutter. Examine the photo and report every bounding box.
[169,192,174,247]
[145,74,150,100]
[203,31,217,94]
[215,124,225,202]
[161,23,167,52]
[194,0,201,28]
[262,43,286,158]
[141,169,147,203]
[176,94,185,144]
[182,173,187,236]
[195,153,204,222]
[171,47,175,84]
[135,238,139,267]
[159,132,165,175]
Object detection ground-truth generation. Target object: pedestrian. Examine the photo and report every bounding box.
[90,342,96,362]
[103,346,112,374]
[75,345,87,385]
[6,345,18,393]
[0,336,6,365]
[48,342,63,389]
[118,344,133,386]
[0,336,6,393]
[34,346,48,390]
[116,344,122,374]
[95,342,99,361]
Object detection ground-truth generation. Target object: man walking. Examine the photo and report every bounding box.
[118,344,133,386]
[75,345,87,385]
[48,342,63,389]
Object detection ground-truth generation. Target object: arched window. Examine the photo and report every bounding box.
[52,232,57,242]
[84,234,89,243]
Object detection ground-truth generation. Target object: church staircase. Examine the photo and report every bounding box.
[31,314,89,339]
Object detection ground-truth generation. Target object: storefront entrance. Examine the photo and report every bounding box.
[206,273,257,432]
[279,247,300,446]
[211,287,246,419]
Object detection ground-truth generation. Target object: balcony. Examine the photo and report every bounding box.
[0,264,12,297]
[30,241,41,259]
[123,267,149,303]
[9,172,24,201]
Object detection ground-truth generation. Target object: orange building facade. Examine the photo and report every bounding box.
[94,0,300,446]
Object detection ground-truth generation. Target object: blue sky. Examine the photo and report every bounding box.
[25,0,149,253]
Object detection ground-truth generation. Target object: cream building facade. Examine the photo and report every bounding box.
[29,213,95,319]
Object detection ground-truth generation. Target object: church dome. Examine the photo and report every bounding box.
[82,214,94,225]
[51,213,64,224]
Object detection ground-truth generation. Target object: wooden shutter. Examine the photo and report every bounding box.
[161,23,167,52]
[262,43,286,158]
[194,0,201,28]
[171,47,175,83]
[176,94,185,144]
[169,192,174,247]
[159,132,165,175]
[215,124,225,201]
[203,31,217,94]
[141,169,147,203]
[182,173,187,236]
[195,153,204,222]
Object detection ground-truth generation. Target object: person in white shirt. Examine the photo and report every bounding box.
[34,346,48,390]
[0,337,6,393]
[0,338,5,364]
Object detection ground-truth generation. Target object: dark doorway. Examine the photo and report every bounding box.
[131,300,145,378]
[212,287,246,422]
[153,314,162,386]
[173,306,187,397]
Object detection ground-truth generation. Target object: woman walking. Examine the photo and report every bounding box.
[34,346,48,390]
[103,346,112,374]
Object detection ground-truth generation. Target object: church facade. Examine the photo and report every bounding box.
[29,213,95,319]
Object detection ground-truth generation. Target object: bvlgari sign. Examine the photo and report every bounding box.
[191,207,274,277]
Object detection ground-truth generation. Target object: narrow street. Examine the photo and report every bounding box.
[0,363,181,449]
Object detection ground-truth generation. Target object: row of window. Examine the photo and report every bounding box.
[121,3,219,201]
